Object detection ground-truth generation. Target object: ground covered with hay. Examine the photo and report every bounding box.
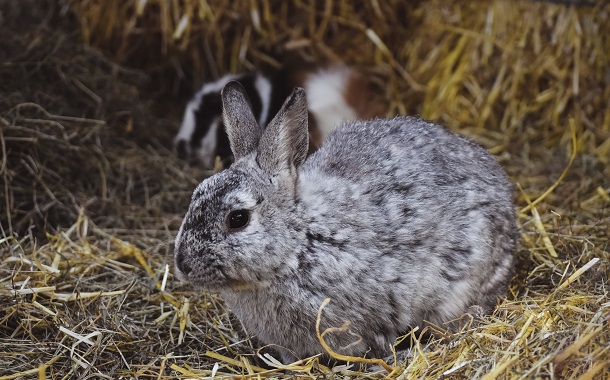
[1,0,609,379]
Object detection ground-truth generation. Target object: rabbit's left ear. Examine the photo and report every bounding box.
[221,81,263,160]
[257,87,309,174]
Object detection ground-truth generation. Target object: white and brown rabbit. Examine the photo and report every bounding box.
[173,66,380,168]
[174,82,517,364]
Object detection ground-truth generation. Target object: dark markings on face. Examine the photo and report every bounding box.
[183,174,244,242]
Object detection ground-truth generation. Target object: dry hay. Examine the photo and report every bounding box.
[1,0,609,378]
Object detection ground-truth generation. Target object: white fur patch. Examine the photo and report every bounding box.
[196,118,221,168]
[174,101,198,144]
[304,68,359,139]
[232,190,259,209]
[255,75,272,126]
[199,73,242,99]
[436,279,472,322]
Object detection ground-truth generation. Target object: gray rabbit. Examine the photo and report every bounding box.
[174,82,517,364]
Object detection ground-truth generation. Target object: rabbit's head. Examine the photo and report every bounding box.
[174,81,309,291]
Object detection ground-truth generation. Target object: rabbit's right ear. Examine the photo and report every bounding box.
[221,81,263,160]
[257,88,309,174]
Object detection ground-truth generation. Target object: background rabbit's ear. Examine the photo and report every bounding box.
[221,81,263,160]
[257,88,309,173]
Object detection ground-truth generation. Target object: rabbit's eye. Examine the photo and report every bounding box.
[227,209,250,230]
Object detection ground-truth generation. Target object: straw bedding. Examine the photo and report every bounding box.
[0,0,608,378]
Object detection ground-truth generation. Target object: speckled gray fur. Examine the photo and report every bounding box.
[174,82,517,363]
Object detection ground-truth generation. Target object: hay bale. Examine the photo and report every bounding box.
[0,0,608,378]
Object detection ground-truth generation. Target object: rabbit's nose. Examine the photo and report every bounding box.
[174,249,191,277]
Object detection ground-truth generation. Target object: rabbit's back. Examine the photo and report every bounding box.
[305,116,505,189]
[298,116,516,326]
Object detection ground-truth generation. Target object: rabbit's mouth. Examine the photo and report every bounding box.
[217,267,257,291]
[187,267,257,292]
[195,278,257,292]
